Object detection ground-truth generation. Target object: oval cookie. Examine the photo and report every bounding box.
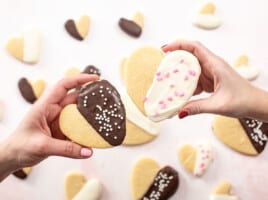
[131,158,179,200]
[144,50,201,122]
[59,80,126,148]
[212,115,268,156]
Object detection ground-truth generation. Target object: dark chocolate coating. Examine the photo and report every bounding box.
[13,169,28,179]
[64,19,83,41]
[141,166,179,200]
[77,80,126,146]
[18,78,37,104]
[83,65,101,76]
[119,18,142,38]
[239,118,268,154]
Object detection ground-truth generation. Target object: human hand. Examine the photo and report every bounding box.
[162,40,268,120]
[3,74,99,171]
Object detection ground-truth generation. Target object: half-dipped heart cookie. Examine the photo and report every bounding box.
[131,158,179,200]
[121,47,164,145]
[65,15,90,41]
[233,55,260,80]
[65,172,102,200]
[144,50,201,122]
[13,167,32,179]
[193,2,221,30]
[210,181,238,200]
[6,27,41,64]
[178,141,213,177]
[212,116,268,156]
[119,11,144,38]
[65,65,101,78]
[59,80,126,148]
[18,77,46,104]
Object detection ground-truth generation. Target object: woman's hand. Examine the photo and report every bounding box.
[1,74,99,180]
[162,40,268,121]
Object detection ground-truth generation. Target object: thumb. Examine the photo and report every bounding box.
[46,138,93,159]
[178,98,215,119]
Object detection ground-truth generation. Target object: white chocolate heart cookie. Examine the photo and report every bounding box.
[210,181,239,200]
[144,50,201,122]
[131,158,179,200]
[193,2,221,30]
[233,55,260,80]
[178,142,213,177]
[6,27,41,64]
[65,172,102,200]
[122,47,165,145]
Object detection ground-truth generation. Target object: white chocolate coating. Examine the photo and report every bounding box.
[210,195,238,200]
[23,28,41,63]
[73,179,102,200]
[120,90,160,135]
[144,50,201,122]
[193,14,221,29]
[234,65,260,80]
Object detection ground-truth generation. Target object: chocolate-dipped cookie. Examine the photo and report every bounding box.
[65,15,90,41]
[212,116,268,156]
[131,158,179,200]
[13,167,32,179]
[18,77,46,104]
[59,80,126,148]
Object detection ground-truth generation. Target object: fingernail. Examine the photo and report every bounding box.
[161,44,167,48]
[179,110,189,119]
[80,148,92,157]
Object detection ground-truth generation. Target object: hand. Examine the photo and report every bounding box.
[162,40,268,120]
[2,74,99,172]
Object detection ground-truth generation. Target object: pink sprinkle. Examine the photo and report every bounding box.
[201,149,205,153]
[170,84,175,88]
[194,173,199,177]
[158,100,164,105]
[206,155,209,159]
[165,72,170,78]
[161,104,167,109]
[157,77,163,81]
[179,92,185,97]
[189,70,196,76]
[167,97,173,101]
[200,163,205,168]
[202,156,206,160]
[184,75,189,81]
[154,112,159,117]
[173,69,179,73]
[156,72,161,76]
[143,97,148,103]
[174,91,179,97]
[180,59,184,63]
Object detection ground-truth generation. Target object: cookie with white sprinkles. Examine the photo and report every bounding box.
[59,80,126,148]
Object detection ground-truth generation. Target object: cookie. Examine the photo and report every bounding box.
[233,55,260,80]
[59,80,126,148]
[65,172,102,200]
[212,116,268,156]
[144,50,201,122]
[65,65,101,78]
[65,15,90,41]
[6,27,41,64]
[193,2,221,29]
[178,142,213,177]
[18,78,46,104]
[210,181,238,200]
[131,158,179,200]
[13,167,32,179]
[119,11,144,38]
[0,100,4,121]
[122,47,164,145]
[65,67,81,77]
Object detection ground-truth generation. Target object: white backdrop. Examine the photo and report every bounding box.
[0,0,268,199]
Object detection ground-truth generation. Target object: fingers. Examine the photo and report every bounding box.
[59,90,79,107]
[43,74,99,104]
[45,138,93,159]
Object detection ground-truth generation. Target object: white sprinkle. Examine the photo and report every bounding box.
[114,136,117,139]
[108,91,112,94]
[99,90,103,93]
[114,122,118,125]
[100,86,103,89]
[106,87,109,90]
[120,116,124,120]
[92,92,95,96]
[118,126,121,129]
[98,121,102,124]
[85,96,88,99]
[105,133,109,136]
[101,94,104,97]
[104,98,108,101]
[104,102,107,105]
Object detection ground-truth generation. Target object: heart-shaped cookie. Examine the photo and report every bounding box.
[18,77,46,104]
[13,167,32,179]
[65,172,102,200]
[121,47,164,145]
[59,80,126,148]
[193,2,221,30]
[131,158,179,200]
[178,142,213,177]
[144,50,201,122]
[212,116,268,156]
[233,55,260,80]
[6,27,41,64]
[119,11,144,38]
[65,15,90,41]
[65,65,101,78]
[210,181,238,200]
